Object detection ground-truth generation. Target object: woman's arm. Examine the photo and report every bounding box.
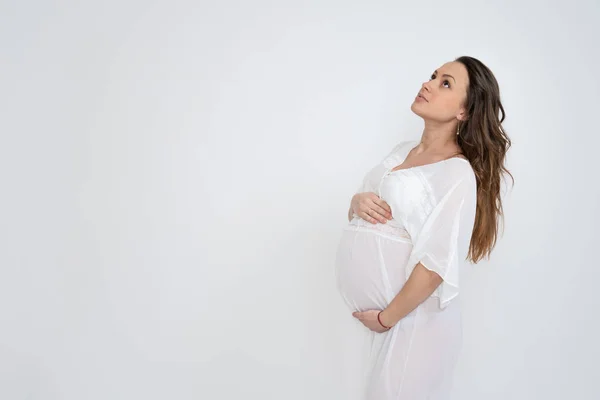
[379,175,475,326]
[378,263,443,327]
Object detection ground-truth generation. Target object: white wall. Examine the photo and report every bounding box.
[1,1,598,399]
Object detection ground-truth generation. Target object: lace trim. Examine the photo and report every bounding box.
[346,217,412,242]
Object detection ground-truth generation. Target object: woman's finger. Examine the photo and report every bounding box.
[371,205,392,222]
[363,205,388,224]
[371,199,393,219]
[360,210,378,224]
[373,198,392,214]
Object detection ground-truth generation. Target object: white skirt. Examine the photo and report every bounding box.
[334,218,463,400]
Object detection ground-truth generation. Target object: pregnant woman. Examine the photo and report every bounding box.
[335,56,513,399]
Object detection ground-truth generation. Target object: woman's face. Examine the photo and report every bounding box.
[411,61,469,123]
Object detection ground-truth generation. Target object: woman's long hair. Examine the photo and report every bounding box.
[454,56,514,263]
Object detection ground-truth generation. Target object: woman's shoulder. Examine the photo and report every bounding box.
[426,157,476,194]
[381,140,417,164]
[386,140,416,155]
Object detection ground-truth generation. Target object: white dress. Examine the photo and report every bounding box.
[334,140,477,400]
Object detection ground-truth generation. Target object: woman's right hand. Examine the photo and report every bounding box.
[351,192,393,224]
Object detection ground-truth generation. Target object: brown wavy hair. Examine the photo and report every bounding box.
[454,56,514,263]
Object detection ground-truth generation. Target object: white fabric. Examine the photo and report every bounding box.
[335,140,477,399]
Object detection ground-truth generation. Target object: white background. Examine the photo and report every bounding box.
[1,1,599,399]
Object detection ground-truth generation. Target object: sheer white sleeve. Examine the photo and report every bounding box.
[405,175,476,309]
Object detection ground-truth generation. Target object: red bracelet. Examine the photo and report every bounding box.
[377,311,392,330]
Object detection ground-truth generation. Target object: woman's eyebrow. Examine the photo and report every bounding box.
[433,70,456,83]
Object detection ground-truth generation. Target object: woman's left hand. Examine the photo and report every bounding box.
[352,310,392,333]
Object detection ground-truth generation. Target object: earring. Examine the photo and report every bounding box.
[456,122,460,135]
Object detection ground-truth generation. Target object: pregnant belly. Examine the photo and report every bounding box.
[335,223,413,312]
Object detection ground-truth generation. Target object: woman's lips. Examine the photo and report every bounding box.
[415,94,427,102]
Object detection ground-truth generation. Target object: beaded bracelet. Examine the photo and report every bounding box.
[377,311,392,330]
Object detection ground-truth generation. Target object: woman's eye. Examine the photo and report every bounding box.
[430,74,450,88]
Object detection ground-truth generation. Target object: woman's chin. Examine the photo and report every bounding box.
[410,102,425,117]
